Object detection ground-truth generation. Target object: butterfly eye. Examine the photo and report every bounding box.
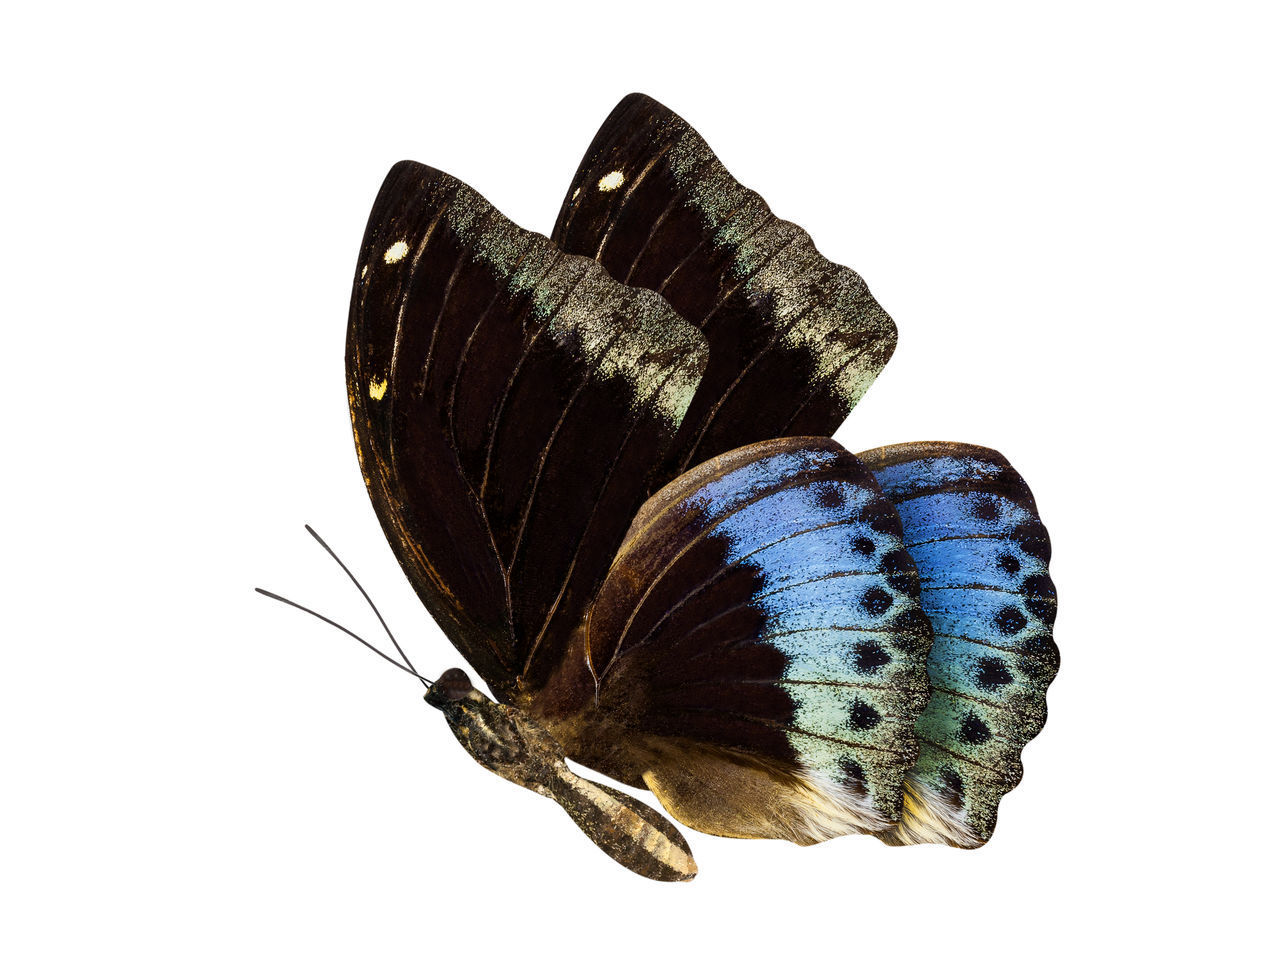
[426,667,474,706]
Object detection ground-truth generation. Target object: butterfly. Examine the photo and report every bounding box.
[332,93,1058,881]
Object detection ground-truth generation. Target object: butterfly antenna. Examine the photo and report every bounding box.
[255,588,432,685]
[302,524,427,687]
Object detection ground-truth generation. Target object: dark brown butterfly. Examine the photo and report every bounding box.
[331,94,1057,880]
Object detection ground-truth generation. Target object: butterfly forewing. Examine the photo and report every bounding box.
[859,442,1059,846]
[347,162,708,700]
[553,94,897,478]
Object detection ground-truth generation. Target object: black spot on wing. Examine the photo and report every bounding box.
[817,484,845,510]
[859,499,902,537]
[1023,573,1057,625]
[939,766,965,807]
[974,657,1014,691]
[839,758,868,795]
[848,699,882,731]
[957,713,992,745]
[970,496,1000,522]
[890,607,933,650]
[853,641,891,674]
[998,553,1021,576]
[1013,519,1051,562]
[1019,634,1061,683]
[861,586,894,616]
[994,605,1028,636]
[1023,573,1055,600]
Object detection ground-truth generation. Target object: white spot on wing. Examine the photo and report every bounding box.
[383,240,409,264]
[597,170,625,192]
[368,377,388,400]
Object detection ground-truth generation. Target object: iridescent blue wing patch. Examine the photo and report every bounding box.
[859,442,1059,846]
[552,94,897,481]
[532,437,932,843]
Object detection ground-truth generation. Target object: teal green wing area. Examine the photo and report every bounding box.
[859,442,1059,846]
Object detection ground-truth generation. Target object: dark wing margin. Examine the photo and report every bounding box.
[860,442,1059,846]
[347,162,707,701]
[552,93,897,477]
[533,437,932,843]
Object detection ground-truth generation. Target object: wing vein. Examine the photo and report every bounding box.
[656,198,764,295]
[519,355,692,680]
[652,704,906,755]
[505,298,630,576]
[600,468,851,672]
[618,154,719,285]
[642,566,888,657]
[476,258,584,501]
[445,239,539,476]
[680,250,835,468]
[633,514,866,647]
[591,140,677,261]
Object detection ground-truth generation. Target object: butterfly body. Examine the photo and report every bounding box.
[342,95,1059,880]
[426,667,697,881]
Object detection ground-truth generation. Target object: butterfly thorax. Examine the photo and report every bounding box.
[517,625,653,788]
[426,668,565,795]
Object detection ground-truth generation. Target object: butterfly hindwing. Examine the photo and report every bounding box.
[859,442,1060,846]
[347,162,708,700]
[553,94,897,477]
[532,437,933,843]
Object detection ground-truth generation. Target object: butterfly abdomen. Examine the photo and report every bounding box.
[547,772,697,882]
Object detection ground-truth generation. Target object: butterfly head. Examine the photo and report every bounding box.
[425,667,475,708]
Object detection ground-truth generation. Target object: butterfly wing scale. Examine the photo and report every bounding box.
[347,162,708,701]
[533,437,933,842]
[552,94,897,477]
[859,442,1059,846]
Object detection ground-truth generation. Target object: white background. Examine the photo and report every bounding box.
[5,2,1275,976]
